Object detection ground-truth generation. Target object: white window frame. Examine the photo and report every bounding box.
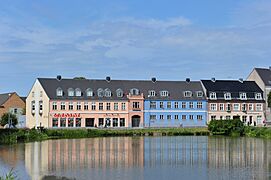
[239,92,247,100]
[256,104,262,111]
[210,92,217,100]
[184,91,192,97]
[68,88,74,97]
[233,103,240,111]
[197,91,203,97]
[56,88,63,97]
[219,103,224,111]
[224,92,231,100]
[255,93,262,100]
[160,90,169,97]
[75,88,81,97]
[86,88,93,97]
[148,90,156,97]
[210,103,217,111]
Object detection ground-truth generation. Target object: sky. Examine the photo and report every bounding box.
[0,0,271,96]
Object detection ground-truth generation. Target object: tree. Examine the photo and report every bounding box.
[268,91,271,108]
[73,77,86,80]
[0,113,18,127]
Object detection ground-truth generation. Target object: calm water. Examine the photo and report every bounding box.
[0,136,270,180]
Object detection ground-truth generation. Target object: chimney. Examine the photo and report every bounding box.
[106,76,111,82]
[239,78,244,83]
[211,78,216,82]
[57,75,62,81]
[151,77,156,83]
[186,78,190,83]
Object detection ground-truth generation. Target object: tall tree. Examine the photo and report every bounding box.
[0,113,18,127]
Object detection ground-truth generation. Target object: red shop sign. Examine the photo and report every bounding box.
[53,113,81,118]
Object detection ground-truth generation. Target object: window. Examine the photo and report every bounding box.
[219,104,224,111]
[182,115,186,120]
[150,101,156,109]
[242,116,247,123]
[226,116,231,120]
[60,118,66,127]
[248,104,253,111]
[75,88,81,97]
[114,103,118,111]
[130,88,139,95]
[106,102,111,110]
[242,103,246,111]
[239,92,247,100]
[84,102,88,110]
[257,116,262,124]
[91,102,96,110]
[150,115,156,120]
[220,116,223,120]
[113,118,118,127]
[197,102,203,109]
[56,88,63,97]
[210,92,216,99]
[197,91,203,97]
[104,88,112,97]
[255,93,262,100]
[233,104,240,111]
[86,88,93,97]
[52,118,58,127]
[174,115,179,120]
[32,91,35,98]
[99,118,104,126]
[77,102,81,110]
[197,115,203,120]
[210,103,217,111]
[226,103,231,111]
[68,88,74,97]
[97,88,104,97]
[39,101,43,113]
[189,102,194,109]
[174,102,179,109]
[31,101,35,113]
[182,102,186,109]
[167,102,171,109]
[224,92,231,100]
[256,104,262,111]
[159,102,164,109]
[52,102,57,110]
[75,118,81,127]
[160,91,169,97]
[40,91,43,97]
[13,108,18,114]
[133,102,140,109]
[184,91,192,97]
[68,118,74,127]
[61,102,65,110]
[121,102,126,110]
[211,116,216,120]
[160,115,164,120]
[116,89,123,97]
[120,118,125,127]
[148,90,156,97]
[189,115,193,120]
[99,103,103,110]
[69,102,73,110]
[167,115,171,120]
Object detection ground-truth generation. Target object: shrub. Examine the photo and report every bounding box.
[208,119,245,136]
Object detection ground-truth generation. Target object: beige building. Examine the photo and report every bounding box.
[247,67,271,122]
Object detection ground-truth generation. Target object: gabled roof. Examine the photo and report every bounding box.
[201,80,263,100]
[254,68,271,86]
[0,92,15,106]
[37,78,206,101]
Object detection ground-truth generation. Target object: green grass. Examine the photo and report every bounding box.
[0,169,16,180]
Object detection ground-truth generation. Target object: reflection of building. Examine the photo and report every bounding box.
[24,137,144,179]
[0,144,25,167]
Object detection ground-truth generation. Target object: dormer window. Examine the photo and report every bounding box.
[97,88,104,97]
[197,91,203,97]
[86,88,93,97]
[224,92,231,100]
[160,90,169,97]
[130,88,139,95]
[116,89,123,97]
[148,90,156,97]
[239,92,247,100]
[56,87,63,97]
[104,88,112,97]
[75,88,81,97]
[184,91,192,97]
[68,88,74,97]
[255,93,262,100]
[210,92,216,100]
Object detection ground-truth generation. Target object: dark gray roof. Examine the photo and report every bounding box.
[0,92,15,106]
[38,78,206,101]
[255,68,271,86]
[201,80,263,100]
[20,97,27,103]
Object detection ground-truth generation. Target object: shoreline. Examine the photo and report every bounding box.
[0,127,271,145]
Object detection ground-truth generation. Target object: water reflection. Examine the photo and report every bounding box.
[0,136,270,180]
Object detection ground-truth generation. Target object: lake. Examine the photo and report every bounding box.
[0,136,270,180]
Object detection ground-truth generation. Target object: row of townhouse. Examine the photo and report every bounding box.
[25,71,268,128]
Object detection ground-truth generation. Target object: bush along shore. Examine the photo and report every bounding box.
[0,127,210,144]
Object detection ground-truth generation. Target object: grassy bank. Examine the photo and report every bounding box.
[0,127,209,144]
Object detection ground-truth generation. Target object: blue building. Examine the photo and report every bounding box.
[143,79,207,127]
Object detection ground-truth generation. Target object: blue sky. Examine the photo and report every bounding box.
[0,0,271,96]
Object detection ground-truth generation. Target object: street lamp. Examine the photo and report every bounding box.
[8,93,11,128]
